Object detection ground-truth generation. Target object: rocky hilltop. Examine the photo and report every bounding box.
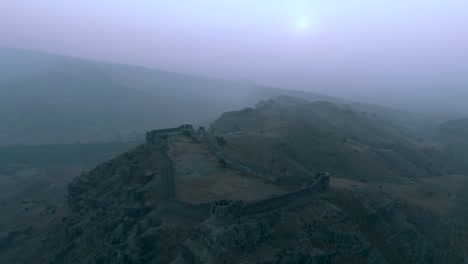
[1,99,468,263]
[209,96,466,183]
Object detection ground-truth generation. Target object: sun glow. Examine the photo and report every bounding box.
[296,17,311,31]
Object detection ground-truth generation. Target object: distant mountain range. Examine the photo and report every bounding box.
[0,48,459,145]
[0,48,252,144]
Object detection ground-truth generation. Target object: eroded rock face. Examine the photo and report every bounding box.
[32,141,199,264]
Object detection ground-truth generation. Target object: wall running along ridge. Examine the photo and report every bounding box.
[146,125,330,225]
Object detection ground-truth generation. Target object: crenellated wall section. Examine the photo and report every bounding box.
[210,173,329,225]
[146,124,194,144]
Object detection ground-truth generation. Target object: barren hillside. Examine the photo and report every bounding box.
[209,96,465,183]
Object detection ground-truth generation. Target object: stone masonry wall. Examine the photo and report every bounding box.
[235,174,329,218]
[146,124,194,143]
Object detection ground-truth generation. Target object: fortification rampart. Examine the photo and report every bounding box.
[146,124,194,143]
[235,173,329,217]
[160,151,175,199]
[210,172,329,224]
[145,125,330,225]
[203,134,322,187]
[145,136,175,199]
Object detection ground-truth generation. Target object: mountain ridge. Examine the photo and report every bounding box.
[0,48,455,146]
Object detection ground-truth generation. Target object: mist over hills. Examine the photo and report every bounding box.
[0,48,254,144]
[1,1,468,262]
[1,48,467,261]
[1,48,460,145]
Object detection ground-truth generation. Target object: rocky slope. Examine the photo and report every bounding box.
[209,96,465,183]
[55,140,194,264]
[1,132,466,263]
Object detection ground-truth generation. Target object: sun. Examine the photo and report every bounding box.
[296,17,310,31]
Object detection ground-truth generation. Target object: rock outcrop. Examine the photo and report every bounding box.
[34,139,201,264]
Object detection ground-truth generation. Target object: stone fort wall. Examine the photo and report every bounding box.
[203,133,321,187]
[211,173,329,224]
[146,125,330,225]
[146,124,194,143]
[235,174,329,217]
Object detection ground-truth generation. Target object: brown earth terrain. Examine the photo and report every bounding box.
[168,136,297,203]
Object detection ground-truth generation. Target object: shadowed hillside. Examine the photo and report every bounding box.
[209,96,465,183]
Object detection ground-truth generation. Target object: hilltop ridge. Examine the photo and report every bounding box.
[209,96,466,183]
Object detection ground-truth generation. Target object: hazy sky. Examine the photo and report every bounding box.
[1,1,467,112]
